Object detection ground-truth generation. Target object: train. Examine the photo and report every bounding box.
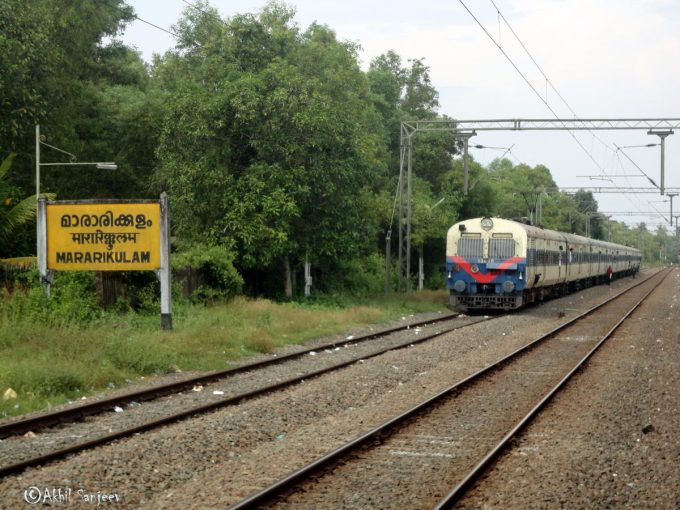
[446,216,641,310]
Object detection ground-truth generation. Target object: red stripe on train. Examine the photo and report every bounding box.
[448,256,525,284]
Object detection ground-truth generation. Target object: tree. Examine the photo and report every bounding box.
[0,0,149,200]
[0,152,53,266]
[0,0,57,151]
[155,3,385,296]
[367,51,456,189]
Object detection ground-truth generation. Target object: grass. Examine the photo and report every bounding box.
[0,290,448,418]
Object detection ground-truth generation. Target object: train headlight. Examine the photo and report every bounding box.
[470,264,479,273]
[502,281,515,293]
[481,217,494,230]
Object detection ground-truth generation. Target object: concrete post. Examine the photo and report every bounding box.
[304,252,312,297]
[37,197,50,297]
[159,192,172,330]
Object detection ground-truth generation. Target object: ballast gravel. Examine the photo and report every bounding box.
[0,269,674,509]
[456,268,679,509]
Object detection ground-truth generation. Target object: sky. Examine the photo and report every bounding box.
[119,0,680,231]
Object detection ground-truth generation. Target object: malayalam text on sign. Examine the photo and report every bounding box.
[46,202,161,271]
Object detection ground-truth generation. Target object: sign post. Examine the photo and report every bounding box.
[37,197,51,297]
[159,192,172,330]
[37,195,172,329]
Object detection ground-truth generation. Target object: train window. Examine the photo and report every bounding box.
[457,238,483,258]
[489,238,515,259]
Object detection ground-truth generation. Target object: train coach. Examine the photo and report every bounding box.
[446,216,641,310]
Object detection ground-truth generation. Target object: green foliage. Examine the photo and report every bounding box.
[1,0,157,204]
[0,151,56,262]
[0,0,56,148]
[0,153,33,246]
[2,0,672,303]
[1,271,101,327]
[172,242,244,301]
[313,252,386,296]
[0,290,447,417]
[156,5,385,295]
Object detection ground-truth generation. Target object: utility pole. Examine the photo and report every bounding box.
[461,132,477,195]
[648,129,674,195]
[667,193,678,225]
[398,124,474,292]
[35,124,116,297]
[384,230,391,294]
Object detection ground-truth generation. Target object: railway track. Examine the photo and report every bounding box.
[0,311,498,477]
[227,268,671,509]
[0,313,461,439]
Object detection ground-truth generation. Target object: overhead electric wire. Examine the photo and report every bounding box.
[489,0,574,117]
[485,1,659,197]
[490,2,662,218]
[489,0,623,166]
[458,1,608,174]
[102,0,184,39]
[490,0,613,154]
[133,15,182,38]
[614,145,659,189]
[461,0,657,224]
[616,152,663,216]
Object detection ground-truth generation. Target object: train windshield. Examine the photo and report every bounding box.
[489,238,515,260]
[456,234,515,260]
[457,237,483,258]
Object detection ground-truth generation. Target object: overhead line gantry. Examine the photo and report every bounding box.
[396,118,680,291]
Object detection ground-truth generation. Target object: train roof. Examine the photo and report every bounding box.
[452,217,640,253]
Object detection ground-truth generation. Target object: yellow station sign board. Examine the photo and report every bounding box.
[47,202,161,271]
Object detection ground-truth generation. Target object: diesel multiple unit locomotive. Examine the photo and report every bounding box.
[446,217,641,310]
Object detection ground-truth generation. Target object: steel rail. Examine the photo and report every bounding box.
[434,267,672,509]
[0,315,494,478]
[227,269,666,510]
[0,313,459,439]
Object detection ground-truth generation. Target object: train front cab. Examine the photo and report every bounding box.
[446,218,527,310]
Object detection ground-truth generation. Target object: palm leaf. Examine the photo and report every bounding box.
[0,193,56,243]
[0,153,16,180]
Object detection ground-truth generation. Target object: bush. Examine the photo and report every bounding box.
[172,242,243,303]
[312,253,385,296]
[0,270,101,327]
